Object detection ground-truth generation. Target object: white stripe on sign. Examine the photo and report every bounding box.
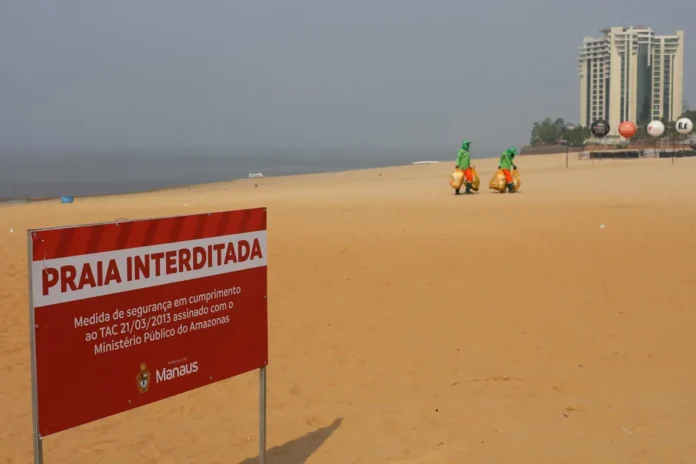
[31,231,267,307]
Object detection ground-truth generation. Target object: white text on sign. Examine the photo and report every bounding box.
[32,231,267,307]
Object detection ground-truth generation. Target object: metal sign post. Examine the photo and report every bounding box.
[28,233,43,464]
[259,365,267,463]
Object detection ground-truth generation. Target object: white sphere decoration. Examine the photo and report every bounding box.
[647,120,665,137]
[675,117,693,135]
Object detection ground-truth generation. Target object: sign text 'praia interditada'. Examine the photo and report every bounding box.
[41,235,264,297]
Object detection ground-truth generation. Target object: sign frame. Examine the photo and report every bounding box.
[27,209,269,464]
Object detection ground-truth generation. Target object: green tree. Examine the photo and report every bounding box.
[680,109,696,122]
[562,125,590,146]
[530,118,588,146]
[530,118,557,145]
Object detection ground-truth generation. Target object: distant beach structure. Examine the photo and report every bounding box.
[248,173,264,178]
[411,161,439,165]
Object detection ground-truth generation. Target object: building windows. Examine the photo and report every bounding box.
[580,27,682,128]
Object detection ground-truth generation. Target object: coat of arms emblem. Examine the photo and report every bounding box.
[136,363,150,393]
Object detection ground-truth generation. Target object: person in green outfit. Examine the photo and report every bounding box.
[454,140,473,194]
[497,147,518,192]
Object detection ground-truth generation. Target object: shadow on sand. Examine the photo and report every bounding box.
[239,418,343,464]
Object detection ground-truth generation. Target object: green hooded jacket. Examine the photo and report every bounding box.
[499,147,517,171]
[455,140,471,169]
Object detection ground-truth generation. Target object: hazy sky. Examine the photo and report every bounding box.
[0,0,694,154]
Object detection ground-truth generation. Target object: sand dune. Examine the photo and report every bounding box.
[1,153,696,463]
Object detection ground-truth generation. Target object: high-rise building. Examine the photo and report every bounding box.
[578,26,684,136]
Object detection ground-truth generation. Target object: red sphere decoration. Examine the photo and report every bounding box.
[618,121,637,139]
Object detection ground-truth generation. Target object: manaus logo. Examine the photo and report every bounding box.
[136,363,150,393]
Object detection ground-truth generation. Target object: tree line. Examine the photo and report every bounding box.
[529,118,588,146]
[529,110,696,146]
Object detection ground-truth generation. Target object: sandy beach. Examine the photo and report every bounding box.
[1,152,696,463]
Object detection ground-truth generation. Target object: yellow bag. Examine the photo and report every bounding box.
[471,166,480,192]
[489,169,506,192]
[512,168,521,191]
[450,168,464,190]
